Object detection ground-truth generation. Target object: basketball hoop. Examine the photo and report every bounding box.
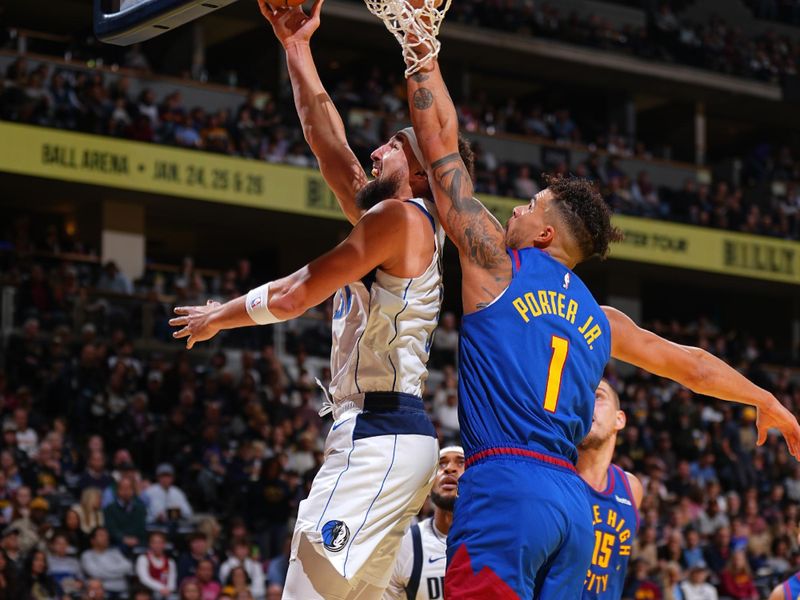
[363,0,452,78]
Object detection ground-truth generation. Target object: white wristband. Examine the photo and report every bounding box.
[245,283,283,325]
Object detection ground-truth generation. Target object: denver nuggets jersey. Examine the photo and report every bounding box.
[781,573,800,599]
[329,198,445,402]
[458,247,610,464]
[383,518,447,600]
[583,465,639,599]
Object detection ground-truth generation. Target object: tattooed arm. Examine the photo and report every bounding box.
[406,60,511,313]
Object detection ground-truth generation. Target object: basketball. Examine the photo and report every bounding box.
[265,0,306,8]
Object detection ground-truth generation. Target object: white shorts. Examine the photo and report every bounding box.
[283,393,438,600]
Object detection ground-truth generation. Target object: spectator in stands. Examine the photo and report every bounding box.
[623,558,662,599]
[144,464,193,525]
[179,578,201,600]
[104,475,147,554]
[81,527,133,598]
[47,532,83,597]
[9,495,49,555]
[63,508,88,554]
[97,261,133,296]
[21,549,59,599]
[13,408,37,458]
[1,527,22,570]
[719,549,758,599]
[75,487,107,537]
[83,578,106,599]
[135,531,176,599]
[194,559,220,600]
[679,563,717,600]
[0,548,19,598]
[513,165,539,200]
[177,533,215,584]
[219,539,265,600]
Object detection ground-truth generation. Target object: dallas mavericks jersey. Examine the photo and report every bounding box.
[329,198,445,402]
[459,247,610,464]
[383,518,447,600]
[583,465,639,599]
[781,573,800,599]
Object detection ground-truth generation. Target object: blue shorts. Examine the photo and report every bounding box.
[445,450,593,600]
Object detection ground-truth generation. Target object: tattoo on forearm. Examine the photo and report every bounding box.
[413,88,434,110]
[411,72,430,83]
[428,153,507,270]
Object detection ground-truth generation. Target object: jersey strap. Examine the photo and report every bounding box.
[404,200,436,233]
[407,523,423,600]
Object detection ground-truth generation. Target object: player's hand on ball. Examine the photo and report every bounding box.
[257,0,324,47]
[170,300,222,349]
[756,397,800,460]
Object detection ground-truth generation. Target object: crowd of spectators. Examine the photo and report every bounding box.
[3,54,800,241]
[746,0,800,26]
[442,0,800,84]
[1,211,800,599]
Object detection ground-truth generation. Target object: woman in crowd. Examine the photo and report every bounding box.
[22,549,59,600]
[72,488,104,535]
[719,550,758,600]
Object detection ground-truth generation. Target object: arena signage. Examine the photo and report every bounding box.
[1,122,798,285]
[610,216,799,284]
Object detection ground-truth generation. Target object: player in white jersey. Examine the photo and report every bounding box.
[384,447,465,600]
[172,3,474,599]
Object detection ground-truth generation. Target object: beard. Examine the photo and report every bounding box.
[578,427,615,451]
[356,173,402,210]
[431,490,456,512]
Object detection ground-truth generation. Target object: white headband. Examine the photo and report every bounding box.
[439,446,464,458]
[397,127,427,171]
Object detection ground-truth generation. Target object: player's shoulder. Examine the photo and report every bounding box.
[363,199,432,228]
[623,469,644,509]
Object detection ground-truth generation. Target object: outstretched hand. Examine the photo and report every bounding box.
[756,397,800,460]
[170,300,222,350]
[257,0,325,47]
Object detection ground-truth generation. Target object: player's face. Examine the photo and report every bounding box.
[431,451,465,501]
[505,189,556,249]
[578,380,625,451]
[371,136,410,182]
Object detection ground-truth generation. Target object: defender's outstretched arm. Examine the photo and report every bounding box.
[171,201,412,348]
[604,305,800,459]
[405,59,511,312]
[259,0,368,224]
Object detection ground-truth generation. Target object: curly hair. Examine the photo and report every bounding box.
[544,174,624,261]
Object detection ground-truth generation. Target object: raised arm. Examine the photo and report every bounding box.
[258,0,368,224]
[405,59,511,313]
[171,201,412,347]
[603,305,800,459]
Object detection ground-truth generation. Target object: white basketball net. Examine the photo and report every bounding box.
[363,0,452,78]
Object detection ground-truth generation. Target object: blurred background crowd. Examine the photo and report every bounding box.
[0,213,797,599]
[1,0,800,598]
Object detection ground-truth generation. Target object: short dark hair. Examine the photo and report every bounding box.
[544,174,623,261]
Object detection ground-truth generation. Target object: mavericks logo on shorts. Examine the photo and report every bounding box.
[322,520,350,552]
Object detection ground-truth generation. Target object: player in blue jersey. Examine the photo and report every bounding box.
[398,55,800,600]
[578,380,643,600]
[383,20,800,600]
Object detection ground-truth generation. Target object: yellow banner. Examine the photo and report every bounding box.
[0,122,798,284]
[0,121,346,220]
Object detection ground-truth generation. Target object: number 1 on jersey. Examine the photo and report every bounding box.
[544,336,569,413]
